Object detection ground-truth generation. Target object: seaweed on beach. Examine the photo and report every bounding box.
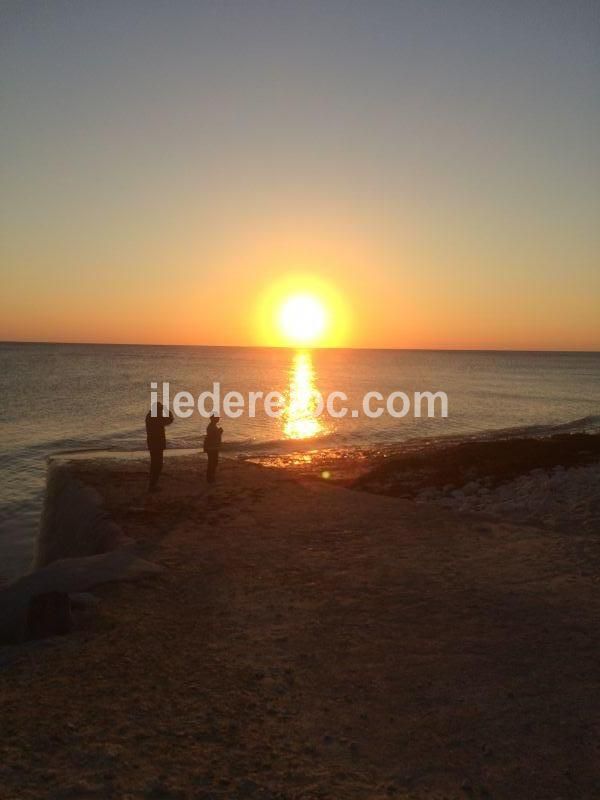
[353,432,600,498]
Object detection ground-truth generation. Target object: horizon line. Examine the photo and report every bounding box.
[1,339,599,355]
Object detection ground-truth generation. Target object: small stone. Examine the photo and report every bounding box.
[237,778,259,796]
[69,592,100,608]
[26,592,72,639]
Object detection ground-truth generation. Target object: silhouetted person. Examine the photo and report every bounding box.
[203,414,223,484]
[146,402,173,492]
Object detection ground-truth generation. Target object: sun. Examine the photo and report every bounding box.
[278,293,327,345]
[255,274,349,347]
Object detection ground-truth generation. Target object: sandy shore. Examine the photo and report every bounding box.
[1,454,599,799]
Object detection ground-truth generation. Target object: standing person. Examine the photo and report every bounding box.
[203,414,223,484]
[145,401,173,492]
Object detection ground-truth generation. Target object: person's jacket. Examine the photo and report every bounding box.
[204,423,223,452]
[145,409,173,451]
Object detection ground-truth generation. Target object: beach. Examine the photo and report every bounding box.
[1,451,598,799]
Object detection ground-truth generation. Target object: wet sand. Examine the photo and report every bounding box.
[1,454,599,799]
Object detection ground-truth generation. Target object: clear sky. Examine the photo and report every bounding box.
[1,0,599,349]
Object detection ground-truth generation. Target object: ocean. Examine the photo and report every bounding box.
[1,342,599,579]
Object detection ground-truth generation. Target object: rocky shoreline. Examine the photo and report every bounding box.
[353,432,600,535]
[415,462,600,534]
[252,432,600,534]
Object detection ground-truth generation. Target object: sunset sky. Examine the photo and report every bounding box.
[1,1,599,350]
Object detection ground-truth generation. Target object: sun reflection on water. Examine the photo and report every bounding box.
[283,351,324,440]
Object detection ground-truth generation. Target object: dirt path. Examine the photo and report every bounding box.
[1,456,598,799]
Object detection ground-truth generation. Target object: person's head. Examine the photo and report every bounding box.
[150,401,164,417]
[209,414,220,424]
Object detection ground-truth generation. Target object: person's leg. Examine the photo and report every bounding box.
[207,451,217,483]
[149,449,163,491]
[156,449,164,483]
[149,450,157,490]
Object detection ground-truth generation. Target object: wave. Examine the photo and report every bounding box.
[450,414,600,442]
[4,414,600,468]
